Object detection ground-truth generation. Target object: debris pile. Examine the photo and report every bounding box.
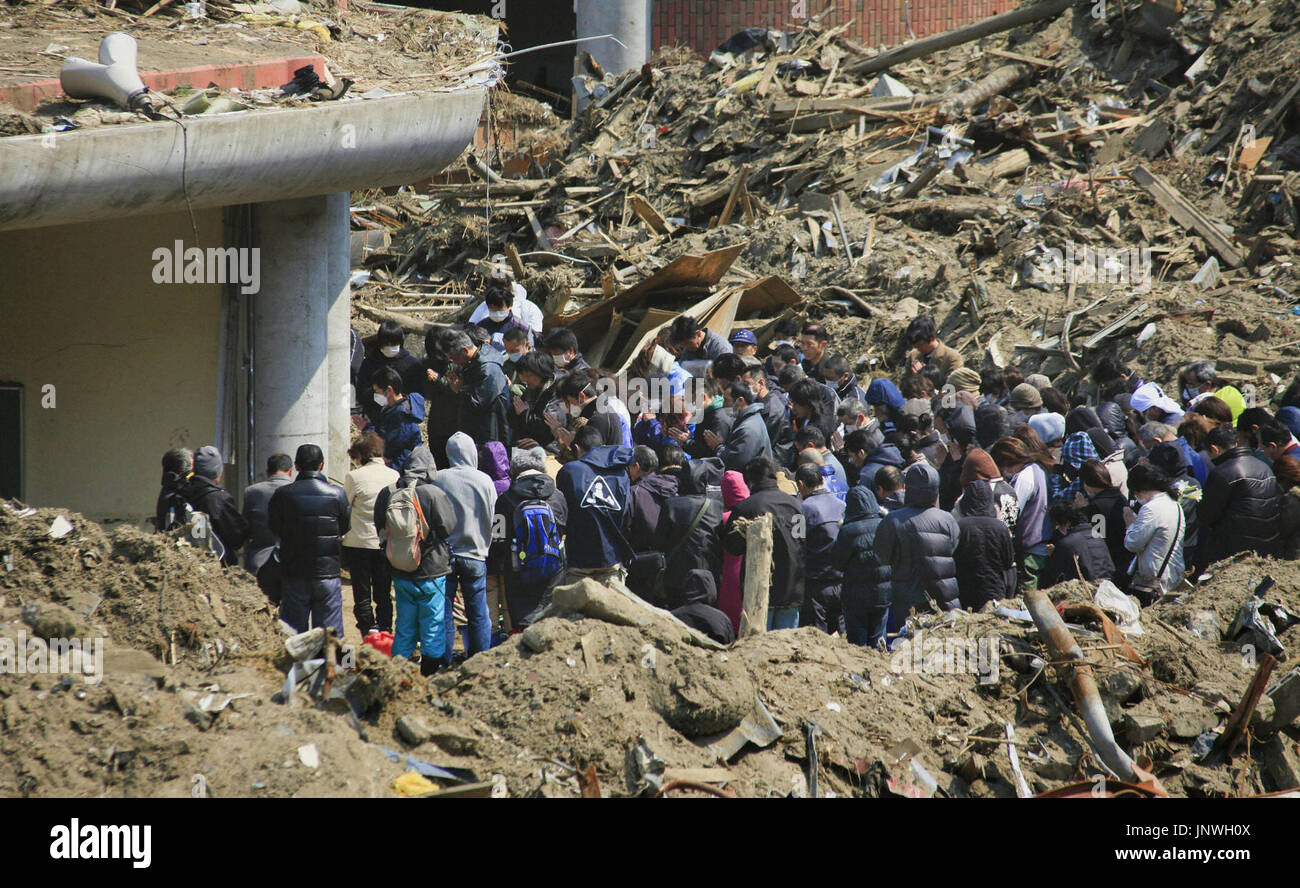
[4,502,1299,797]
[358,0,1300,396]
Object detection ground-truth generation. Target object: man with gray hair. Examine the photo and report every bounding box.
[1179,360,1247,420]
[493,446,568,627]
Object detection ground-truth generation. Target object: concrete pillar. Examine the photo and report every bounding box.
[324,191,352,486]
[576,0,651,77]
[251,194,347,481]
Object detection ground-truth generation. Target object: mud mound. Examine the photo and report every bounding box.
[0,503,281,662]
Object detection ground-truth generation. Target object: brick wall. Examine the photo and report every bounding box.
[654,0,1013,57]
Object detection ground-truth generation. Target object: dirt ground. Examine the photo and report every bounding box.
[3,498,1299,798]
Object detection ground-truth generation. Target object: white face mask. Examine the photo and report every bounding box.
[373,392,389,408]
[488,310,509,322]
[381,345,400,358]
[568,402,584,418]
[505,350,522,362]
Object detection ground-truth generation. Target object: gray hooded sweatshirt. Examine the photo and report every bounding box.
[431,432,498,561]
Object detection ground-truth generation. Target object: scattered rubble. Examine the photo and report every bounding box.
[357,0,1300,401]
[3,501,1299,798]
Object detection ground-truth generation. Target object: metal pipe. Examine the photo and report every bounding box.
[1023,588,1140,783]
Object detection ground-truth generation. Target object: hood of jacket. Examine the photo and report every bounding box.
[737,401,766,423]
[680,457,725,495]
[722,470,750,509]
[974,404,1010,449]
[959,478,995,517]
[902,462,940,508]
[638,471,680,501]
[400,445,437,485]
[867,441,906,468]
[386,390,426,423]
[943,404,976,447]
[676,568,719,608]
[1065,406,1102,437]
[511,470,557,500]
[866,377,904,411]
[581,444,635,470]
[844,485,883,523]
[1149,440,1192,479]
[1060,430,1100,470]
[482,441,511,484]
[446,432,478,469]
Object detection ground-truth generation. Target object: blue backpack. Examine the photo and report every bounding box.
[511,499,565,584]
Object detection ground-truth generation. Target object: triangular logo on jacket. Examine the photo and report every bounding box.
[580,476,623,511]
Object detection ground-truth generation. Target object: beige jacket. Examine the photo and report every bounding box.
[343,458,400,549]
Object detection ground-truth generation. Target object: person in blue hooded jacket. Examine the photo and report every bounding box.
[366,366,426,474]
[865,377,905,436]
[558,426,636,583]
[834,486,892,648]
[875,463,961,631]
[844,427,906,490]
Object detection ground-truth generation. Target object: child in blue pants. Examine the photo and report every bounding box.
[392,576,446,676]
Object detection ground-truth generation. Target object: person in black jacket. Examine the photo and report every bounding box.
[670,569,736,645]
[788,377,838,448]
[1199,426,1281,561]
[429,327,512,448]
[954,480,1017,610]
[876,463,960,627]
[268,444,350,634]
[510,351,561,451]
[155,447,194,533]
[373,446,457,674]
[1040,500,1115,588]
[1080,459,1131,590]
[655,458,725,598]
[180,445,249,568]
[833,486,892,648]
[491,446,568,628]
[723,457,806,629]
[745,364,793,467]
[797,463,846,634]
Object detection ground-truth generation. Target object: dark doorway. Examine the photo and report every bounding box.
[0,384,22,500]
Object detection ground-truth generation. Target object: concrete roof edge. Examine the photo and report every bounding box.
[0,86,487,232]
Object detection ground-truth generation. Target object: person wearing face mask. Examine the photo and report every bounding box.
[365,366,426,473]
[552,370,632,453]
[476,283,533,353]
[468,260,545,336]
[358,321,424,426]
[1122,463,1185,605]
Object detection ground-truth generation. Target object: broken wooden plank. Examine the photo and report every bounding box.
[629,193,675,236]
[504,243,525,280]
[1130,165,1245,267]
[525,207,553,252]
[715,164,751,228]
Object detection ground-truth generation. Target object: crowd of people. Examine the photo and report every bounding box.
[153,263,1300,673]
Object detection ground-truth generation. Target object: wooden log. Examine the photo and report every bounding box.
[940,63,1030,118]
[738,515,773,638]
[715,164,751,228]
[505,243,525,280]
[845,0,1073,77]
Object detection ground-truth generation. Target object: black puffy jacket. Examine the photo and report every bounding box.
[268,471,350,579]
[875,463,960,616]
[723,477,805,609]
[656,459,725,591]
[1096,400,1141,466]
[1199,446,1281,561]
[1084,487,1131,586]
[833,487,892,609]
[1040,522,1116,588]
[954,481,1017,609]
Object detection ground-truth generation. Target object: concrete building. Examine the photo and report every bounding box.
[0,40,492,524]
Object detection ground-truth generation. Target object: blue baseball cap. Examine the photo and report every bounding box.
[729,329,758,345]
